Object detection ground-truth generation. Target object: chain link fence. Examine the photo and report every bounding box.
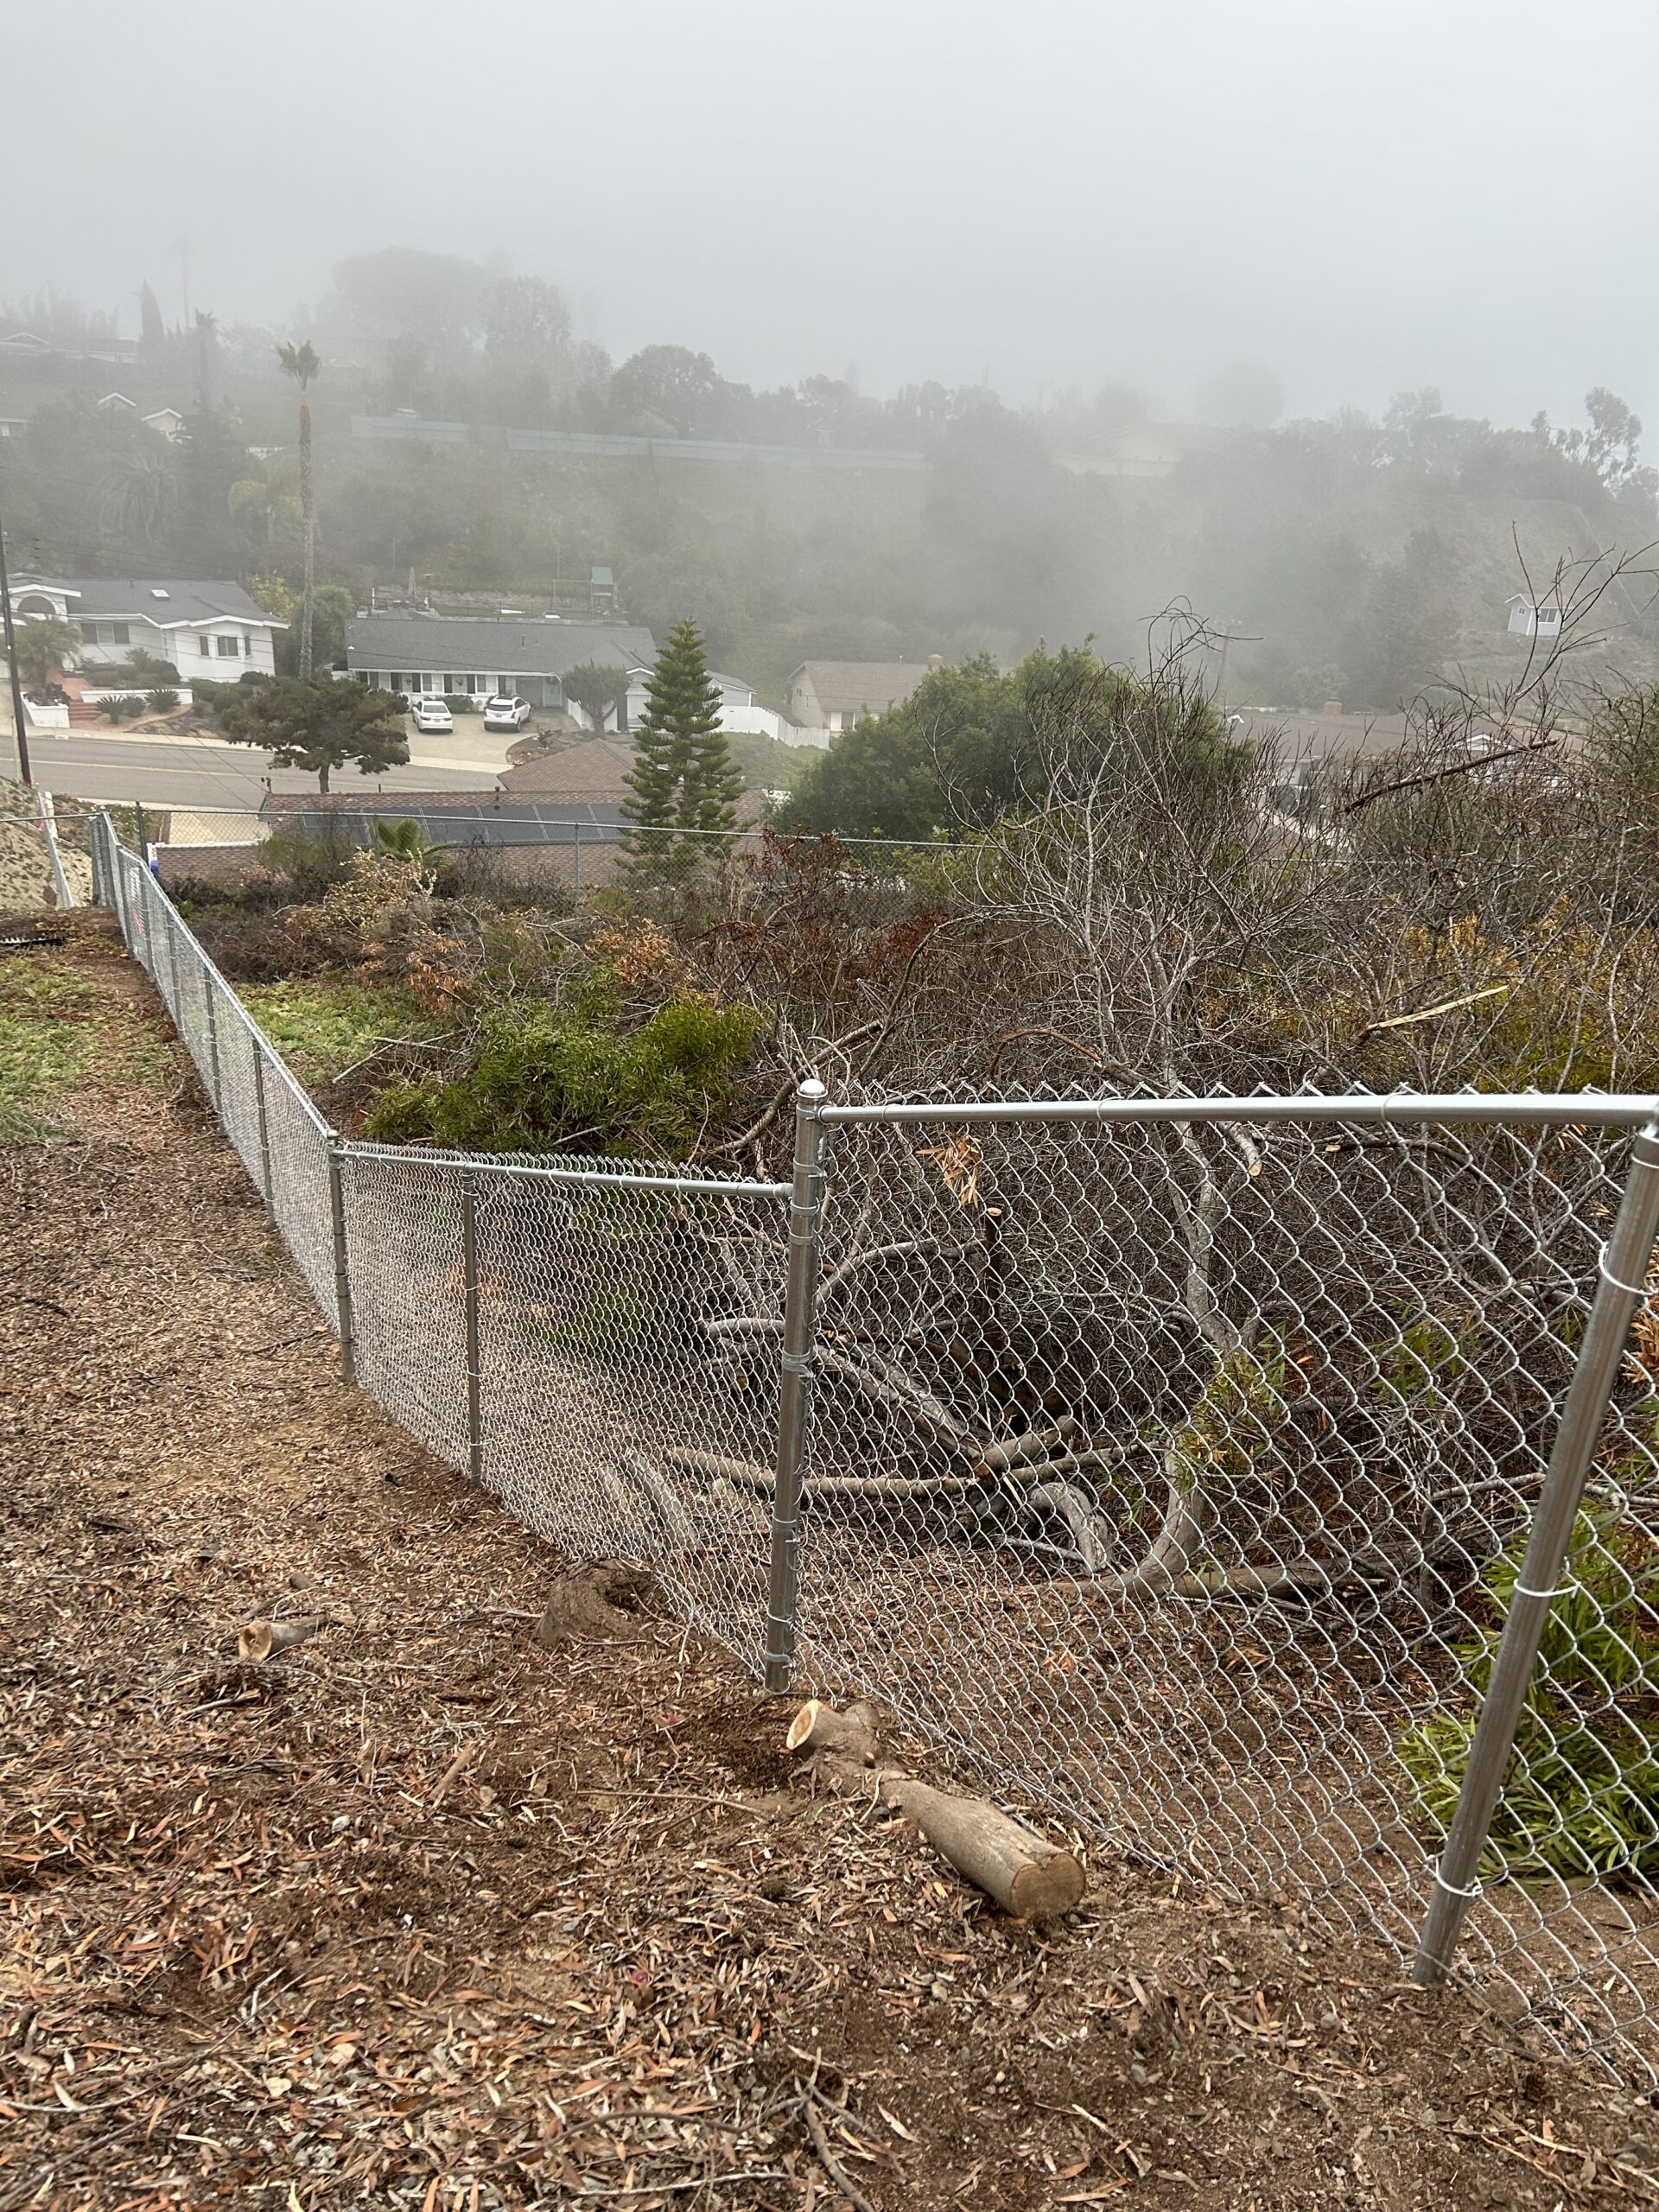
[92,816,1659,2084]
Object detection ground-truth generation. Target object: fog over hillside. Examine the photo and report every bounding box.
[4,0,1658,428]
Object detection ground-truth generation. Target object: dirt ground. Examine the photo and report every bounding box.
[3,910,1659,2210]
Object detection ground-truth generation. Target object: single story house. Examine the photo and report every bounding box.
[345,613,656,716]
[498,737,639,803]
[1506,594,1564,640]
[6,575,283,675]
[620,667,784,742]
[783,658,941,746]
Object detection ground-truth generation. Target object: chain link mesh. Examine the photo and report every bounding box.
[97,826,1659,2085]
[794,1096,1659,2082]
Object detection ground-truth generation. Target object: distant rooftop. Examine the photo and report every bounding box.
[345,613,655,678]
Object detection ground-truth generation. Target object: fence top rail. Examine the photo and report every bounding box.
[819,1090,1659,1130]
[339,1139,788,1200]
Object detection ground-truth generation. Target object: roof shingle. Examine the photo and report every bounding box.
[346,615,655,680]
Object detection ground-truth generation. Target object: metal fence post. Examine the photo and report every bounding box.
[202,966,223,1112]
[39,790,73,910]
[327,1137,356,1387]
[1411,1117,1659,1986]
[572,820,582,900]
[461,1167,483,1482]
[112,849,132,952]
[764,1078,828,1693]
[166,907,182,1017]
[251,1038,273,1208]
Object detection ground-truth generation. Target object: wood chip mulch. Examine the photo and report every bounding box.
[3,911,1659,2209]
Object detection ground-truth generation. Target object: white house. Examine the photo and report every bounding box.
[1506,594,1564,640]
[621,667,784,742]
[6,575,284,677]
[781,657,941,747]
[94,393,185,441]
[345,612,656,711]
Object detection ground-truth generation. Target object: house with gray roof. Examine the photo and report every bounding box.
[6,575,283,677]
[345,613,656,715]
[783,657,942,747]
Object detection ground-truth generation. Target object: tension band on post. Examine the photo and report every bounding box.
[1599,1243,1656,1299]
[1433,1870,1484,1901]
[1513,1580,1571,1601]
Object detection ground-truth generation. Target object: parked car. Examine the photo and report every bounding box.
[483,694,533,731]
[410,696,454,734]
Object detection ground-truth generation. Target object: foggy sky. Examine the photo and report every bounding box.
[5,0,1657,430]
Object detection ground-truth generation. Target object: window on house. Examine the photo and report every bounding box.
[444,675,459,692]
[111,623,129,645]
[200,633,213,654]
[243,632,254,655]
[498,677,512,695]
[216,635,239,657]
[81,622,100,645]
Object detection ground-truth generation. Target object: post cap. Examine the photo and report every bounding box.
[798,1077,828,1101]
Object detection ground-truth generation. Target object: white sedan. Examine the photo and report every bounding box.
[410,696,454,734]
[483,694,533,731]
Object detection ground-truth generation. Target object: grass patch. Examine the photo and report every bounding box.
[239,980,433,1086]
[0,954,169,1138]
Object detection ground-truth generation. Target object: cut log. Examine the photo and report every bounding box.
[879,1773,1086,1920]
[785,1697,1084,1919]
[663,1446,982,1500]
[975,1420,1081,1476]
[237,1615,327,1662]
[785,1697,880,1761]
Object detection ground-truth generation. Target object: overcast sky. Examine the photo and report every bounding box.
[5,0,1656,430]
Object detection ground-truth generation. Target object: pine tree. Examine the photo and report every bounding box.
[621,620,741,880]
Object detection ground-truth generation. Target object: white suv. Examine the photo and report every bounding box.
[483,694,532,731]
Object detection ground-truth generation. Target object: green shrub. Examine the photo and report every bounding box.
[443,693,478,714]
[147,687,181,714]
[372,818,433,864]
[361,988,760,1158]
[240,980,428,1085]
[1399,1507,1659,1878]
[257,824,359,897]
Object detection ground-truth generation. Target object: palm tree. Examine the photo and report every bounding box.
[99,446,179,548]
[12,615,81,697]
[276,340,321,678]
[195,308,219,409]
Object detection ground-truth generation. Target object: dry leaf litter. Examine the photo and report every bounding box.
[3,910,1658,2209]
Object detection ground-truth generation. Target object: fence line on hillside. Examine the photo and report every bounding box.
[91,811,1659,2086]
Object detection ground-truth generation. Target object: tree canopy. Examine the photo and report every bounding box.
[562,659,630,728]
[781,645,1235,840]
[218,676,409,793]
[623,620,741,876]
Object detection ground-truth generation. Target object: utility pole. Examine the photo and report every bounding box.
[0,484,33,785]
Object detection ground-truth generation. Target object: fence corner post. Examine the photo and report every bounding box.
[326,1136,356,1389]
[1410,1115,1659,1989]
[461,1166,483,1483]
[764,1077,828,1694]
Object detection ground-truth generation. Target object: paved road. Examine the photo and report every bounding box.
[3,717,512,810]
